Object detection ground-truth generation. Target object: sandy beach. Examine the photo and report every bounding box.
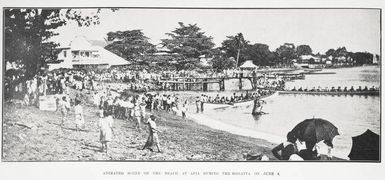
[2,91,278,161]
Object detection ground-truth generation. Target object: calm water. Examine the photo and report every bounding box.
[204,66,380,159]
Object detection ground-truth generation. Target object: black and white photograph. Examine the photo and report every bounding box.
[1,0,384,179]
[2,7,381,163]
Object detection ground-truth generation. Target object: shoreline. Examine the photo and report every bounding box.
[2,98,277,161]
[3,88,348,161]
[187,112,283,145]
[186,107,349,160]
[182,91,284,145]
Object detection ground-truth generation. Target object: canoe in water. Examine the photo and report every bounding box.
[278,90,379,96]
[205,91,277,108]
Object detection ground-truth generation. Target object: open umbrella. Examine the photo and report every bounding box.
[291,118,340,144]
[348,129,379,161]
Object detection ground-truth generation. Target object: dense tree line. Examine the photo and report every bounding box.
[5,9,378,79]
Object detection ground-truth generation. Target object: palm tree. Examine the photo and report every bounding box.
[234,33,247,67]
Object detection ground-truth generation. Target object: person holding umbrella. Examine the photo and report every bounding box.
[324,140,333,160]
[291,118,340,160]
[272,131,299,160]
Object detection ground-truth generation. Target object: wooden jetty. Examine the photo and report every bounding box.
[159,76,258,92]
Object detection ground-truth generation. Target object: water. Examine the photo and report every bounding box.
[203,66,380,159]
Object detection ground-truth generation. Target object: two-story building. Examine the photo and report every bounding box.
[48,36,129,70]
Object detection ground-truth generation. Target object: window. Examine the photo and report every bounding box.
[72,51,79,58]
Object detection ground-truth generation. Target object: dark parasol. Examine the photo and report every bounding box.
[348,129,379,161]
[291,118,340,144]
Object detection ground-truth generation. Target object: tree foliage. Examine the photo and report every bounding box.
[5,8,105,81]
[325,47,348,58]
[220,33,249,66]
[325,49,335,57]
[243,43,272,66]
[105,30,156,62]
[334,47,348,57]
[210,49,235,71]
[275,43,296,65]
[351,52,373,65]
[296,44,313,56]
[161,22,215,59]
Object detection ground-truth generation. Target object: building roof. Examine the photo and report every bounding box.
[96,46,130,66]
[68,36,99,51]
[51,36,129,68]
[240,60,258,68]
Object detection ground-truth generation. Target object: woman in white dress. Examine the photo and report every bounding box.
[74,100,84,131]
[99,110,114,153]
[133,103,142,131]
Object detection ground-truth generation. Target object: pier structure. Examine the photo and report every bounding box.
[158,76,258,92]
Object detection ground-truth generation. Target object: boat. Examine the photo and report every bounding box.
[278,90,380,96]
[302,71,336,75]
[205,91,277,108]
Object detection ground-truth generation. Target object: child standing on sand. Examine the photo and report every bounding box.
[99,110,114,153]
[181,104,187,119]
[133,103,142,131]
[74,100,85,131]
[59,96,71,126]
[142,115,162,153]
[195,96,200,113]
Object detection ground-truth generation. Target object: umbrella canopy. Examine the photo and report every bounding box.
[291,118,340,144]
[348,129,379,161]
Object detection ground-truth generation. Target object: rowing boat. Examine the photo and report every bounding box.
[205,91,277,108]
[278,90,380,96]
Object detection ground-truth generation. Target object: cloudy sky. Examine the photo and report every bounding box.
[52,8,381,54]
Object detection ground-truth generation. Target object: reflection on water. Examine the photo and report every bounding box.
[205,66,380,159]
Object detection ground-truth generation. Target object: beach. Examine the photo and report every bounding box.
[2,93,277,161]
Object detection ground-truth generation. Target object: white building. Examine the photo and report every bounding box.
[299,55,321,63]
[372,54,379,64]
[48,36,129,70]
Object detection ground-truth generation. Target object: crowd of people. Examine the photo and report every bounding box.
[16,65,286,105]
[9,64,298,158]
[54,84,182,153]
[13,65,288,153]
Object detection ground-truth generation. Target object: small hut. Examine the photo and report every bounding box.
[240,60,258,69]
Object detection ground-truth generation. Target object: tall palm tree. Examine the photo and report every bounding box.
[234,33,247,67]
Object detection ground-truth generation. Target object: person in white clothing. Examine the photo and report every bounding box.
[59,96,71,126]
[142,115,162,153]
[99,110,114,153]
[180,104,187,119]
[74,100,84,131]
[133,103,142,131]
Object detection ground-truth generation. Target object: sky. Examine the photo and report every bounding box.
[52,8,381,54]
